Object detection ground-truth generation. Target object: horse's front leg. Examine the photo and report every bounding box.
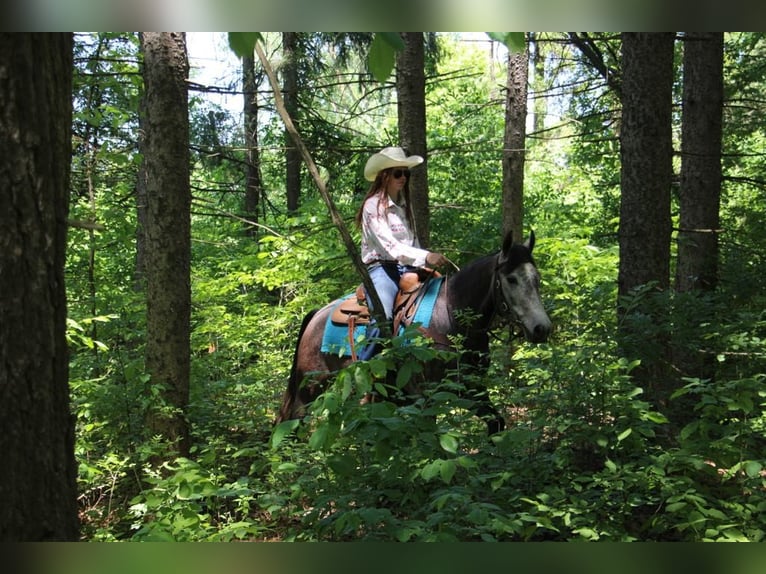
[466,385,505,435]
[460,346,505,435]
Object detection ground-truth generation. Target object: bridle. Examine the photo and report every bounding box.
[487,254,526,340]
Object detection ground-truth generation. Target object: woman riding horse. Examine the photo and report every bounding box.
[276,226,552,434]
[356,146,449,320]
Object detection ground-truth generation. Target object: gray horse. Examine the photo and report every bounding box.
[276,231,552,434]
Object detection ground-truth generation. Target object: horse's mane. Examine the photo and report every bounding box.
[448,253,495,288]
[449,241,533,288]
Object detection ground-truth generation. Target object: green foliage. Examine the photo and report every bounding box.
[69,32,766,542]
[228,31,403,83]
[227,33,263,58]
[486,32,526,53]
[368,33,404,81]
[126,458,266,541]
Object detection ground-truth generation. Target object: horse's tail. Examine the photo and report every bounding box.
[275,309,318,424]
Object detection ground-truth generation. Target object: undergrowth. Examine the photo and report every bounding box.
[71,234,766,541]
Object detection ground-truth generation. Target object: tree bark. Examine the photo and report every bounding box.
[134,73,149,292]
[140,32,192,457]
[502,38,529,245]
[283,32,301,213]
[671,32,724,403]
[243,52,263,237]
[618,33,674,297]
[676,32,723,293]
[134,159,148,291]
[618,33,675,412]
[396,33,430,247]
[0,32,79,541]
[529,33,546,136]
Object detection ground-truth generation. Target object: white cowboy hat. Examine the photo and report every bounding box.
[364,146,424,181]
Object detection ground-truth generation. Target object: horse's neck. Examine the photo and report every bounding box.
[446,254,497,328]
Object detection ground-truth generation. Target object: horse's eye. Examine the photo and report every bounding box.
[507,276,518,285]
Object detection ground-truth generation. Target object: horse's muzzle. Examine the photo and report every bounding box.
[525,319,551,343]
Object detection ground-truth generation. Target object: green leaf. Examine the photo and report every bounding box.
[308,423,329,450]
[439,433,459,454]
[327,454,356,476]
[270,419,299,449]
[368,34,396,82]
[744,460,763,478]
[574,527,599,541]
[378,32,405,51]
[228,33,263,58]
[642,411,669,424]
[456,455,478,469]
[666,501,687,512]
[341,374,353,401]
[396,362,413,388]
[369,359,388,379]
[421,460,440,481]
[616,428,632,442]
[486,32,526,53]
[440,460,457,484]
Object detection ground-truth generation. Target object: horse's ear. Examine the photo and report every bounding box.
[502,230,515,254]
[523,230,536,253]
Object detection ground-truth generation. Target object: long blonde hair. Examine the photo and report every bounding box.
[354,168,414,228]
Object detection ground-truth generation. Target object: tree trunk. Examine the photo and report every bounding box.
[618,33,674,296]
[397,32,430,247]
[140,32,192,457]
[676,32,723,294]
[0,33,79,541]
[134,160,148,291]
[671,32,724,407]
[134,76,149,292]
[529,33,546,137]
[502,38,529,245]
[243,52,263,237]
[79,35,106,346]
[618,33,675,411]
[283,32,301,213]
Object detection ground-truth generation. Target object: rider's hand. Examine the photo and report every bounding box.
[426,252,449,268]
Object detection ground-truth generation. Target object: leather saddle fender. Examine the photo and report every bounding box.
[330,268,440,327]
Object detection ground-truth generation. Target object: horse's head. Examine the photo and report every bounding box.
[494,231,552,343]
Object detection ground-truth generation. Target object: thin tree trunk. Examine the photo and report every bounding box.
[529,33,546,136]
[255,42,387,329]
[502,38,529,244]
[243,52,263,237]
[676,32,723,294]
[134,160,148,291]
[140,32,192,457]
[283,32,301,213]
[80,35,106,347]
[397,32,430,247]
[672,32,724,408]
[0,32,79,541]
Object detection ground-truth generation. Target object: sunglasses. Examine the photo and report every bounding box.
[391,168,410,179]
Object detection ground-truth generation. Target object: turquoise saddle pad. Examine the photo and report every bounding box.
[320,277,444,357]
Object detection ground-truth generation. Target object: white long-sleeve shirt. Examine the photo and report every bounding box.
[360,193,430,267]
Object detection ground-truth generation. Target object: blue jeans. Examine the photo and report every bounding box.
[367,262,413,319]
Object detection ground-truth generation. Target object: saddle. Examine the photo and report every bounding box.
[330,267,441,361]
